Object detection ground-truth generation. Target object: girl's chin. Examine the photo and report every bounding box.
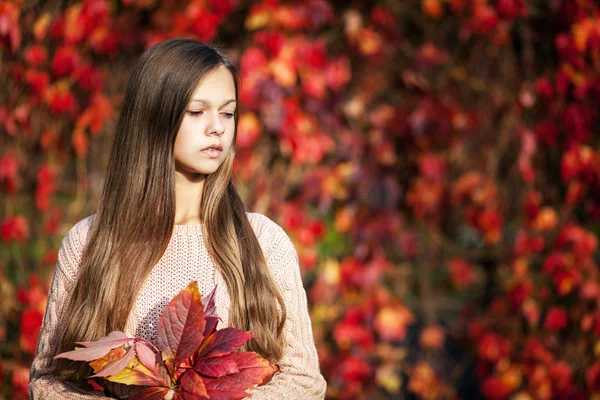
[175,158,224,177]
[175,166,215,179]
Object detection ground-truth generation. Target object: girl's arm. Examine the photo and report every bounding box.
[28,220,113,400]
[249,219,327,399]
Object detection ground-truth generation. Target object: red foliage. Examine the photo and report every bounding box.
[20,309,43,353]
[0,215,29,242]
[4,0,600,398]
[543,306,569,331]
[55,282,277,398]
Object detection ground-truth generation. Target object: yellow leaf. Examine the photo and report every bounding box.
[106,355,165,386]
[246,10,271,30]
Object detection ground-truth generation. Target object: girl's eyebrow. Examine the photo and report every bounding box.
[190,99,237,107]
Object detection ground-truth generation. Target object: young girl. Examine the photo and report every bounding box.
[28,38,327,399]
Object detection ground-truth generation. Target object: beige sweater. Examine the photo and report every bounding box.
[28,212,326,399]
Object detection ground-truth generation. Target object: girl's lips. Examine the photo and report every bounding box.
[201,148,222,158]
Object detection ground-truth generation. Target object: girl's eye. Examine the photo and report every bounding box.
[187,110,203,116]
[222,113,235,119]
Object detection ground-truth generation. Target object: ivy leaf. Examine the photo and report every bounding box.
[158,281,206,372]
[197,328,254,359]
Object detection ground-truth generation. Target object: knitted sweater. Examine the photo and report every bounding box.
[28,212,326,399]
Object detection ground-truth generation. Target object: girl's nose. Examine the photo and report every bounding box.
[207,112,225,136]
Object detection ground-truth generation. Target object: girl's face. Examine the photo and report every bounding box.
[174,65,237,178]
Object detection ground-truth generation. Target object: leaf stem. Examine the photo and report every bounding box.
[134,338,161,354]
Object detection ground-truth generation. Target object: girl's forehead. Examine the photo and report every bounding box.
[191,66,236,97]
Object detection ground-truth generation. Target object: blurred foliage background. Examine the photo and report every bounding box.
[1,0,600,399]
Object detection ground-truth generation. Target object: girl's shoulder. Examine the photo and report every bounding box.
[246,212,299,286]
[56,214,96,282]
[246,212,292,249]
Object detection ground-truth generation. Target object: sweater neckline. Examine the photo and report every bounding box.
[173,224,203,235]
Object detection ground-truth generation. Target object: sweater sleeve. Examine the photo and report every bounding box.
[248,215,327,399]
[28,217,112,400]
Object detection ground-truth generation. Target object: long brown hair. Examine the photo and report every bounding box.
[56,38,286,378]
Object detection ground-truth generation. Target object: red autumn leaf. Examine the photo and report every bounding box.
[24,44,47,65]
[194,355,240,378]
[56,281,276,397]
[0,215,30,242]
[72,128,88,157]
[88,379,105,392]
[51,45,81,78]
[197,328,254,359]
[202,382,247,400]
[0,2,21,52]
[174,392,207,400]
[203,352,278,399]
[203,285,217,317]
[19,308,43,353]
[158,281,206,371]
[179,369,209,397]
[203,316,220,338]
[230,352,278,385]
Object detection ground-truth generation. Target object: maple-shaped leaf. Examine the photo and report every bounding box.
[203,352,279,400]
[197,328,254,359]
[54,331,132,361]
[158,281,206,371]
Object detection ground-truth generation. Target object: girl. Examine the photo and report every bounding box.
[28,38,326,399]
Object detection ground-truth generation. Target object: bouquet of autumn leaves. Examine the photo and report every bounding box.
[54,281,278,399]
